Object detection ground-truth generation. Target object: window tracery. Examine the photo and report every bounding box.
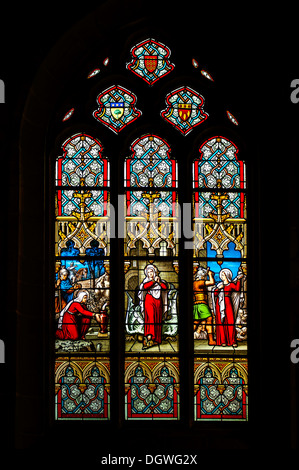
[53,39,248,424]
[93,85,142,133]
[127,38,175,85]
[161,86,208,135]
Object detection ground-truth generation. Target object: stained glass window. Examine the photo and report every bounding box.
[54,133,110,420]
[51,38,250,427]
[192,136,248,421]
[124,134,180,420]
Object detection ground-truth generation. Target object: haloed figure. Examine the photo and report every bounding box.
[56,290,100,341]
[138,264,168,350]
[212,268,244,347]
[193,267,216,345]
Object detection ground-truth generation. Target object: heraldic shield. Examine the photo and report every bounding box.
[178,103,192,122]
[127,38,174,85]
[110,102,124,120]
[144,55,158,73]
[161,86,208,135]
[93,85,141,133]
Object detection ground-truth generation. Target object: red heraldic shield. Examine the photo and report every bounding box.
[144,55,158,73]
[178,103,192,122]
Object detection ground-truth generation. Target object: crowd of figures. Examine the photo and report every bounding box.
[55,261,110,342]
[193,266,247,347]
[126,263,247,350]
[54,256,246,350]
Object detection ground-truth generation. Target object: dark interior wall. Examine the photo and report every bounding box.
[1,0,299,458]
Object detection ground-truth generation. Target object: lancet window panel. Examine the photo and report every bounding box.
[54,133,111,421]
[192,136,248,422]
[124,134,180,420]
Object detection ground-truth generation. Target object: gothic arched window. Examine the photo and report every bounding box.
[52,36,249,428]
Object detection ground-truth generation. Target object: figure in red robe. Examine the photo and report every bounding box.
[56,290,98,340]
[212,268,245,347]
[138,264,168,350]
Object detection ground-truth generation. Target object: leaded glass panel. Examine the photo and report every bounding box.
[55,358,110,420]
[125,359,179,420]
[54,133,110,420]
[127,38,175,85]
[124,135,180,420]
[193,136,248,421]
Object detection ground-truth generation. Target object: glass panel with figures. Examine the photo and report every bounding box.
[54,133,111,420]
[193,137,248,421]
